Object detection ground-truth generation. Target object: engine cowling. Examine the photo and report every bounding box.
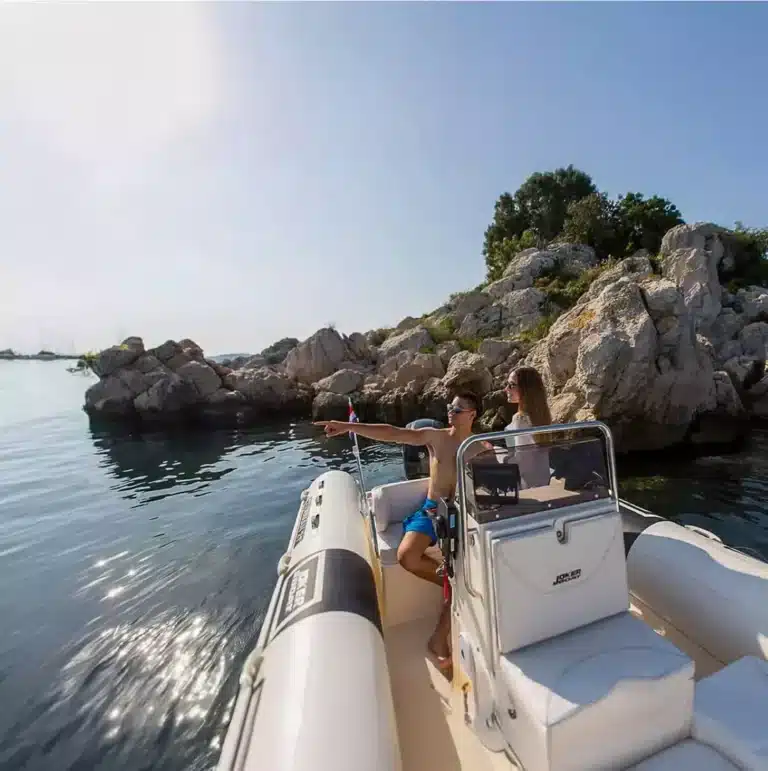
[402,418,443,480]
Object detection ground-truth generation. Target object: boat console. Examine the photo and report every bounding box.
[449,423,695,771]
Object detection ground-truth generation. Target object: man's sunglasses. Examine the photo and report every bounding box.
[447,404,469,414]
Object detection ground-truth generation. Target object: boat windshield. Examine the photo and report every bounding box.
[459,424,614,525]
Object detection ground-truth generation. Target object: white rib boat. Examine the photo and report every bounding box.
[217,422,768,771]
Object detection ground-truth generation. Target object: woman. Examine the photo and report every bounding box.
[503,366,553,488]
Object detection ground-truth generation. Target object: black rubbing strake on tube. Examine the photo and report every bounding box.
[268,549,382,643]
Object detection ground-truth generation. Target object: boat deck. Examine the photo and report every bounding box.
[384,615,514,771]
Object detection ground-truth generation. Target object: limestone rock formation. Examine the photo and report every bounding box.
[314,369,365,395]
[458,288,547,339]
[443,351,493,396]
[84,336,310,425]
[377,326,433,360]
[82,223,766,449]
[283,328,353,384]
[525,255,745,451]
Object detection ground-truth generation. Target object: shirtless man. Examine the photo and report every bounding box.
[315,390,482,668]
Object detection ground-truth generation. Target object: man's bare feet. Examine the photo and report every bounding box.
[427,634,450,659]
[427,596,452,671]
[428,631,452,673]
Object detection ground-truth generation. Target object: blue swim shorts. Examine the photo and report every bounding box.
[402,498,438,545]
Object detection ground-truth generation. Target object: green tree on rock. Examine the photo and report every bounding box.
[726,222,768,288]
[615,193,683,255]
[484,230,538,282]
[514,165,596,245]
[483,165,596,280]
[560,191,682,259]
[482,166,685,278]
[561,193,624,258]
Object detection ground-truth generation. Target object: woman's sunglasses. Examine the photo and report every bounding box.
[505,381,519,391]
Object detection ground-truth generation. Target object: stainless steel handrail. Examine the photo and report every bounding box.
[455,420,619,598]
[618,498,656,518]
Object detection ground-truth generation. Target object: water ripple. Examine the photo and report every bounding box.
[0,381,404,770]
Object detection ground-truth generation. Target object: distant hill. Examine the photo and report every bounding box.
[0,348,80,361]
[208,353,253,363]
[209,338,299,366]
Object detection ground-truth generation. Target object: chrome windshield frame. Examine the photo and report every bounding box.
[455,420,618,598]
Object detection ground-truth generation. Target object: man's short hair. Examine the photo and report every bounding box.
[455,390,481,414]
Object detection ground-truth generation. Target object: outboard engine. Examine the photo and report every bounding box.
[402,418,443,480]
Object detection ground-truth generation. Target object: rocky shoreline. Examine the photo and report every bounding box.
[83,223,768,453]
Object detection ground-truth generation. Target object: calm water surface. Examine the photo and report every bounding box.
[1,361,766,770]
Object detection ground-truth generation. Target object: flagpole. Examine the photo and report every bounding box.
[348,397,379,558]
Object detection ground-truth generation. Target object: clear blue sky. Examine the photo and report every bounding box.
[1,2,766,355]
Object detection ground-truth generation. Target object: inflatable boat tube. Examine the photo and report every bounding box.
[625,516,768,665]
[619,500,664,556]
[217,470,400,771]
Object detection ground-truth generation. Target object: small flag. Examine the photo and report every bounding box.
[348,398,359,441]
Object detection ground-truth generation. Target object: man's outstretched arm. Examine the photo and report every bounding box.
[314,421,439,446]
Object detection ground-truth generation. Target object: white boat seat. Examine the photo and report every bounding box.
[627,739,742,770]
[370,478,429,532]
[693,655,768,770]
[497,611,695,771]
[375,522,443,566]
[377,523,405,566]
[375,522,443,629]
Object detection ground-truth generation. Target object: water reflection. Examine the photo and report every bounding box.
[89,421,403,506]
[619,432,768,560]
[2,610,242,771]
[89,427,242,507]
[65,612,231,747]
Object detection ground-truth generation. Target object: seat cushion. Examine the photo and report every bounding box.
[370,478,429,532]
[498,611,694,771]
[376,523,404,566]
[693,655,768,770]
[376,522,443,566]
[628,740,741,770]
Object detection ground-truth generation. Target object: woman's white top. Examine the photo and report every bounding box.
[505,412,535,448]
[504,412,551,488]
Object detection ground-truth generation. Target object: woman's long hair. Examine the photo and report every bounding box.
[514,366,552,444]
